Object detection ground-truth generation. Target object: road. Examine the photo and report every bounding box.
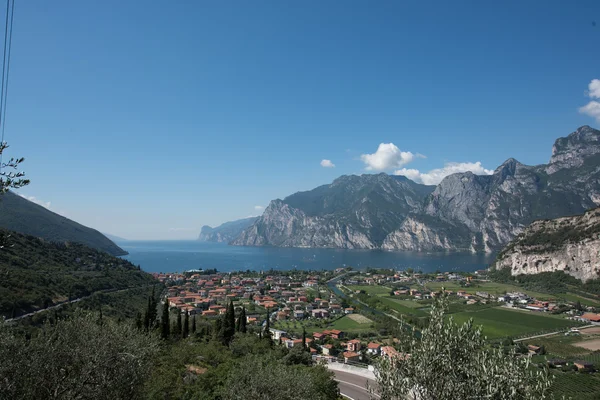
[334,370,379,400]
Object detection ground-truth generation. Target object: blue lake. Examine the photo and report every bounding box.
[119,240,495,274]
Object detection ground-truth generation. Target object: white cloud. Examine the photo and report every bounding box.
[254,205,264,211]
[579,100,600,123]
[587,79,600,99]
[394,161,494,185]
[579,79,600,123]
[320,159,335,168]
[360,143,422,171]
[18,193,51,210]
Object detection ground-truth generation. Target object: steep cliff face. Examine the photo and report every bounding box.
[231,174,434,249]
[198,217,258,243]
[233,126,600,252]
[493,208,600,282]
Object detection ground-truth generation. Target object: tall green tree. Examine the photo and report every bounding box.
[375,294,553,400]
[161,300,170,339]
[301,327,307,351]
[192,315,197,334]
[264,310,272,345]
[240,307,247,333]
[174,311,182,336]
[183,310,189,338]
[222,300,236,344]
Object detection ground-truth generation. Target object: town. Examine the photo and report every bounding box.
[156,267,600,370]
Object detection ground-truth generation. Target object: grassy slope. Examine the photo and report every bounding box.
[0,228,156,318]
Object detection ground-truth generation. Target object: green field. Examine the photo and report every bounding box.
[550,371,600,400]
[449,307,579,339]
[376,296,428,317]
[347,285,392,295]
[329,315,373,332]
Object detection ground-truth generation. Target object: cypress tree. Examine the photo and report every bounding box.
[264,310,272,345]
[161,301,170,339]
[240,307,247,334]
[302,327,306,350]
[175,311,182,336]
[192,315,197,334]
[214,318,223,342]
[223,300,235,344]
[135,312,143,331]
[183,311,189,338]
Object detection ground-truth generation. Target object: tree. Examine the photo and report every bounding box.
[0,311,159,400]
[223,355,338,400]
[143,287,158,332]
[240,307,247,334]
[221,300,236,345]
[0,142,29,194]
[302,327,307,351]
[135,311,143,331]
[183,310,189,338]
[375,295,553,400]
[161,300,170,339]
[264,310,272,345]
[174,311,182,336]
[192,315,197,334]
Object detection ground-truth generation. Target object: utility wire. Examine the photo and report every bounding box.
[1,0,14,145]
[0,0,15,172]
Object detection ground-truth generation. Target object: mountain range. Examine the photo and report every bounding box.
[0,191,127,256]
[226,126,600,253]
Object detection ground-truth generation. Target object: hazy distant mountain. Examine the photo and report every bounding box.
[233,126,600,253]
[103,233,128,242]
[0,191,127,256]
[198,217,259,243]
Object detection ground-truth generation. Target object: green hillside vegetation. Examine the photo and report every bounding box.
[0,191,127,256]
[0,228,156,319]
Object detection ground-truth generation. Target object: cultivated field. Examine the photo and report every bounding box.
[449,307,578,339]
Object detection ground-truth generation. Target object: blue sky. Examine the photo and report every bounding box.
[5,0,600,239]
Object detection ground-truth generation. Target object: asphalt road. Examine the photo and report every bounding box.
[334,370,379,400]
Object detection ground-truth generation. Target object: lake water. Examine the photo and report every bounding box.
[119,240,495,274]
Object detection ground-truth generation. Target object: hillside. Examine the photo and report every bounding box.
[198,216,258,243]
[233,126,600,252]
[0,228,156,319]
[0,191,127,256]
[493,208,600,282]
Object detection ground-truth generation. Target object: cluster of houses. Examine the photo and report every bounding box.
[156,271,352,323]
[269,327,403,364]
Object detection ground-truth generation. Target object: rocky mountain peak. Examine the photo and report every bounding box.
[547,125,600,174]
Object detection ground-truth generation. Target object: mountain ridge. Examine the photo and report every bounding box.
[233,126,600,252]
[0,191,127,256]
